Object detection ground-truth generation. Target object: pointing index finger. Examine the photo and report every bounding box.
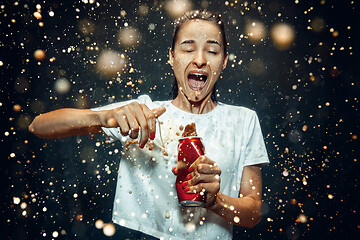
[151,107,166,118]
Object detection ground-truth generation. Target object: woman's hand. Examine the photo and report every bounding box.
[104,102,166,148]
[182,155,221,208]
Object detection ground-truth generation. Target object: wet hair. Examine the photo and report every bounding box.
[169,9,228,101]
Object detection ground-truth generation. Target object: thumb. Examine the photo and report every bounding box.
[151,106,166,118]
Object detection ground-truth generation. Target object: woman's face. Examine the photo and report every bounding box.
[169,19,228,102]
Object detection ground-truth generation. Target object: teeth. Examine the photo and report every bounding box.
[189,73,207,81]
[193,73,205,77]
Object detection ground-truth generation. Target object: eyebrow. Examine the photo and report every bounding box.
[180,40,220,46]
[181,40,195,45]
[207,40,220,46]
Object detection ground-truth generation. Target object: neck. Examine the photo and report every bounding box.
[171,91,217,114]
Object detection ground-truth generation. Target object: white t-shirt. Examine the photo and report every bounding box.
[91,95,269,240]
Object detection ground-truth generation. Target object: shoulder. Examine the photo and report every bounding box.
[136,95,172,108]
[216,102,257,118]
[91,95,170,111]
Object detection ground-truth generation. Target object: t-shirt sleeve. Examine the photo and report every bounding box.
[242,112,270,166]
[90,95,153,142]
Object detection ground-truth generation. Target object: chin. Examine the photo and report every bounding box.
[186,89,211,103]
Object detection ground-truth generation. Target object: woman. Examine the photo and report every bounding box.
[29,10,269,240]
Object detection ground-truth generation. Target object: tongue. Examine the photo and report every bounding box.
[188,77,206,90]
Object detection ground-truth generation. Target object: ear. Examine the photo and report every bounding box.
[168,48,174,67]
[222,52,229,70]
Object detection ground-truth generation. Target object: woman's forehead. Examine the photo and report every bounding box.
[176,19,223,44]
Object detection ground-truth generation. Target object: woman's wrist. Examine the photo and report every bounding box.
[206,192,223,212]
[95,110,111,127]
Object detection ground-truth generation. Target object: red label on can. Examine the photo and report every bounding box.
[176,137,206,207]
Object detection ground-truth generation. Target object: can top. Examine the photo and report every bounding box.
[178,136,202,141]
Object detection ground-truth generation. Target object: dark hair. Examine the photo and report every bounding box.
[169,9,228,101]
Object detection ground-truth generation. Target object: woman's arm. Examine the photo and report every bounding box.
[28,108,107,139]
[208,165,263,228]
[29,103,166,146]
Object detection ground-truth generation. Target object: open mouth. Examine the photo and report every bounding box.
[187,72,208,91]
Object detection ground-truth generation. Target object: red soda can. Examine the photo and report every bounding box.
[175,137,206,207]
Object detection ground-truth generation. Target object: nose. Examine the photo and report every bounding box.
[193,51,207,68]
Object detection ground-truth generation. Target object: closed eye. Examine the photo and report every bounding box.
[208,51,218,55]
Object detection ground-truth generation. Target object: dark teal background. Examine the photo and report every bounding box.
[1,1,358,239]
